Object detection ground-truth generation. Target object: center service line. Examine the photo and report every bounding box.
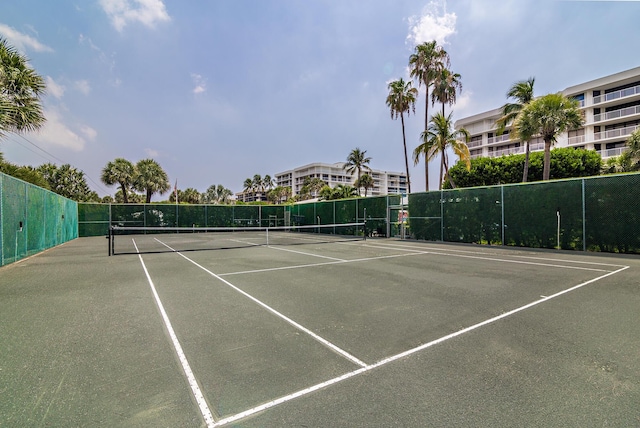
[154,238,368,368]
[132,239,216,427]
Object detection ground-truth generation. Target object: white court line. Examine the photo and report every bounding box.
[364,241,627,268]
[358,242,614,273]
[211,264,630,427]
[132,239,216,427]
[268,245,346,261]
[220,252,425,277]
[154,238,368,368]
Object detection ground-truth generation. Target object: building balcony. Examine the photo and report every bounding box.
[566,134,586,146]
[592,84,640,105]
[594,124,639,142]
[597,147,628,158]
[489,147,524,158]
[593,105,640,123]
[487,134,511,145]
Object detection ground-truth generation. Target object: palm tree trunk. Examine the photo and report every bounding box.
[146,190,152,204]
[439,151,445,190]
[543,139,552,180]
[443,154,456,188]
[424,88,429,191]
[522,141,530,182]
[400,113,411,194]
[120,183,129,203]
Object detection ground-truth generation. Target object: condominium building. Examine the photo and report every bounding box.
[455,66,640,160]
[275,162,407,198]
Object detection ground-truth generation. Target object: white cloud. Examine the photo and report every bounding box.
[33,109,88,152]
[80,125,98,141]
[46,76,66,99]
[0,23,53,53]
[99,0,171,32]
[75,80,91,95]
[191,73,206,94]
[144,148,160,157]
[406,1,457,46]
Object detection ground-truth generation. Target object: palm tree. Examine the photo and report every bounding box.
[204,184,233,204]
[356,173,375,197]
[343,147,372,194]
[414,112,471,190]
[431,68,462,116]
[495,78,536,182]
[386,78,418,194]
[133,159,170,203]
[252,174,263,192]
[409,40,449,190]
[513,93,584,180]
[0,38,46,137]
[626,128,640,164]
[243,178,253,192]
[263,175,275,191]
[101,158,136,203]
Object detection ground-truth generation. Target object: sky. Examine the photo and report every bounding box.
[1,0,639,198]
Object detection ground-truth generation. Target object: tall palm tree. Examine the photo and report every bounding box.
[409,40,449,191]
[343,147,372,194]
[414,112,471,190]
[133,158,170,203]
[626,128,640,164]
[386,78,418,194]
[513,93,584,180]
[431,68,462,116]
[495,77,536,182]
[0,38,46,137]
[101,158,136,203]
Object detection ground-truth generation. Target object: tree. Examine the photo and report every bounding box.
[299,177,326,200]
[386,78,418,194]
[252,174,263,192]
[243,178,253,192]
[203,184,233,204]
[513,93,584,180]
[0,38,46,137]
[37,163,99,202]
[495,77,536,182]
[133,158,170,203]
[319,184,358,201]
[356,173,375,197]
[431,67,462,116]
[343,147,371,195]
[101,158,136,203]
[263,175,274,191]
[0,153,48,188]
[409,40,449,191]
[414,112,470,190]
[626,128,640,164]
[180,188,202,204]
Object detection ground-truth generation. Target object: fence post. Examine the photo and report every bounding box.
[582,178,586,251]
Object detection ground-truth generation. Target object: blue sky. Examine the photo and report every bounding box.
[1,0,639,197]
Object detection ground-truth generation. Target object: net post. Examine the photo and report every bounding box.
[107,226,112,256]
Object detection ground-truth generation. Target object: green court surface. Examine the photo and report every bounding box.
[1,236,638,427]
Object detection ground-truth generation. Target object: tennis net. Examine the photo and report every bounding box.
[108,222,366,255]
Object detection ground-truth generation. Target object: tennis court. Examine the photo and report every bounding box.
[1,232,638,427]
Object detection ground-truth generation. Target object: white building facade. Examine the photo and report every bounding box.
[275,162,407,197]
[455,66,640,161]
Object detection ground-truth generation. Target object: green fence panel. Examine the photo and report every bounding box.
[1,172,78,267]
[504,180,583,250]
[233,205,260,226]
[408,192,442,240]
[261,205,285,227]
[442,186,503,244]
[205,205,233,227]
[334,199,357,224]
[177,205,206,227]
[584,174,640,253]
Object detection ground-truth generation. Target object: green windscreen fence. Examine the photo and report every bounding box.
[79,195,399,238]
[1,172,78,267]
[409,173,640,253]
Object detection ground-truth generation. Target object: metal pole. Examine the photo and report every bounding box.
[557,210,561,250]
[582,179,586,251]
[501,185,505,245]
